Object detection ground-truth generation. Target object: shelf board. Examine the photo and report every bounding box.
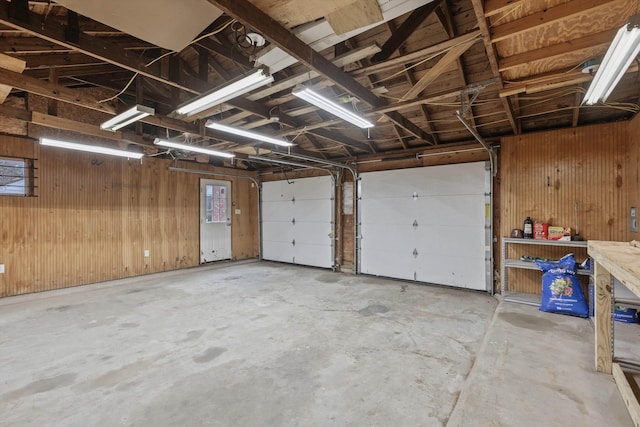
[503,237,588,247]
[504,259,591,275]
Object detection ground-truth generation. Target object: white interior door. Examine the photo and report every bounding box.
[261,175,334,268]
[200,179,231,263]
[359,162,490,291]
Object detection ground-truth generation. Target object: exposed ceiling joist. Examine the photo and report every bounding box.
[351,30,481,77]
[0,66,116,114]
[490,0,618,43]
[484,0,524,18]
[206,0,434,144]
[0,3,204,95]
[470,0,518,134]
[498,28,618,72]
[370,0,444,63]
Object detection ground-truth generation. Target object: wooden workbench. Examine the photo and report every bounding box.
[588,240,640,427]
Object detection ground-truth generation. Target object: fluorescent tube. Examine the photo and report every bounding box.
[205,121,293,147]
[40,137,144,159]
[153,139,235,158]
[583,15,640,105]
[100,104,154,131]
[176,68,274,116]
[292,86,373,128]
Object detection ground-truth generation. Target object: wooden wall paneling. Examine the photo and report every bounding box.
[628,113,640,242]
[500,122,629,295]
[0,136,259,297]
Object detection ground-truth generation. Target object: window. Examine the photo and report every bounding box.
[205,184,226,223]
[0,156,35,197]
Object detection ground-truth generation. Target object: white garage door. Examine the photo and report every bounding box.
[262,175,334,268]
[359,162,491,291]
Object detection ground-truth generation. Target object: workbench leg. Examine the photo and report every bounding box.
[594,261,613,374]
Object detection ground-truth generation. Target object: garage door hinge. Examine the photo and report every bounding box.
[413,248,419,258]
[291,239,296,247]
[292,217,296,225]
[412,192,419,200]
[413,220,418,229]
[291,196,295,204]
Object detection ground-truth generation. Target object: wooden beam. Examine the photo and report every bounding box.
[195,38,253,71]
[370,1,443,63]
[484,0,524,18]
[399,36,478,101]
[500,63,639,97]
[31,111,123,140]
[438,0,477,135]
[491,0,618,43]
[0,52,25,103]
[498,29,617,72]
[612,363,640,427]
[351,30,482,77]
[0,66,116,114]
[207,0,381,107]
[470,0,518,134]
[0,3,202,95]
[248,43,381,102]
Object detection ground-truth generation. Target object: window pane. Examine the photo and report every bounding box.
[0,158,26,196]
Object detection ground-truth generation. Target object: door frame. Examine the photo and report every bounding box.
[199,178,232,263]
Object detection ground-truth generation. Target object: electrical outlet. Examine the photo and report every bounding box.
[631,207,638,233]
[144,250,150,257]
[0,264,4,274]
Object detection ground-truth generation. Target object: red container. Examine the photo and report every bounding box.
[534,222,548,240]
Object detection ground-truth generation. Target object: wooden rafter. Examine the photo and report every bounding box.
[384,21,438,145]
[498,29,617,72]
[370,0,444,64]
[470,0,518,134]
[206,0,435,145]
[437,1,477,132]
[491,0,619,43]
[0,4,206,94]
[484,0,524,18]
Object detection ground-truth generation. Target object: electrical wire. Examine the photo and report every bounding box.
[99,18,238,104]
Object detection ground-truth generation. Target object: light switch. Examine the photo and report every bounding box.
[631,207,638,233]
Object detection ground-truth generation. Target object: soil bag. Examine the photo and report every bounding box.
[535,254,589,318]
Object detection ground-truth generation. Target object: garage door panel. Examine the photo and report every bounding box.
[415,226,485,258]
[361,224,416,254]
[292,243,332,267]
[360,162,489,292]
[360,198,415,224]
[261,181,295,202]
[292,222,332,244]
[416,255,485,289]
[414,195,485,226]
[262,201,295,221]
[360,247,415,280]
[293,199,332,222]
[262,241,296,263]
[262,176,333,269]
[262,221,295,242]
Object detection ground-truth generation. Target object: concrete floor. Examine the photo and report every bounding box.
[0,261,634,426]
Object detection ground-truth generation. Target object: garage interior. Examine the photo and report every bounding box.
[1,0,640,425]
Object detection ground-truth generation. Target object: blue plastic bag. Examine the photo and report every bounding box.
[535,254,589,318]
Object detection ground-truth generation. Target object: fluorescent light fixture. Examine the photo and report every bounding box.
[176,68,274,116]
[100,104,154,131]
[153,139,235,158]
[292,86,373,128]
[40,137,144,159]
[205,121,293,147]
[583,15,640,105]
